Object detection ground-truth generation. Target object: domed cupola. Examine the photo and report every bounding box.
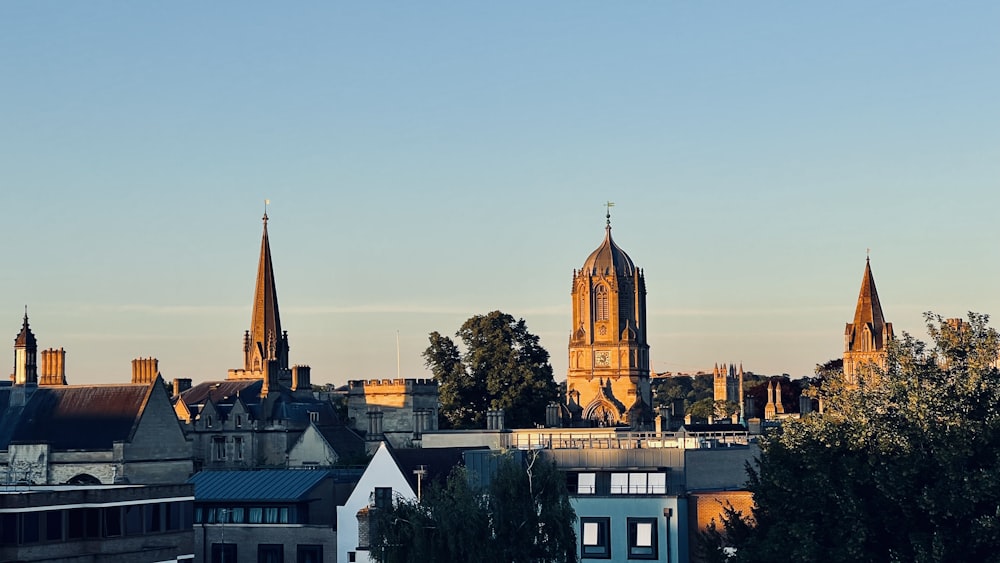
[581,217,636,277]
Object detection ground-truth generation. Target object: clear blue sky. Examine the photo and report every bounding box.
[2,2,998,386]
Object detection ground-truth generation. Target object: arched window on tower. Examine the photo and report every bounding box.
[619,284,632,320]
[579,292,586,325]
[595,285,609,322]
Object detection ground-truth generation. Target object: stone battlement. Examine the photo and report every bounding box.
[348,378,438,389]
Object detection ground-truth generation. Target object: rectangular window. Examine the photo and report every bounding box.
[611,473,629,494]
[67,509,85,540]
[45,510,63,542]
[230,507,245,524]
[629,473,647,494]
[84,508,100,538]
[103,507,123,537]
[145,503,162,533]
[264,507,279,523]
[627,517,658,560]
[577,472,596,495]
[580,517,611,559]
[249,507,263,523]
[212,543,237,563]
[297,545,323,563]
[235,437,244,460]
[309,411,319,423]
[280,507,289,524]
[1,514,17,545]
[213,436,227,460]
[648,473,666,494]
[258,544,284,563]
[20,512,40,544]
[126,505,144,535]
[166,502,182,530]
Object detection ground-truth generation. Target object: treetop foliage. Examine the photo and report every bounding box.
[424,311,559,429]
[370,451,577,563]
[716,312,1000,563]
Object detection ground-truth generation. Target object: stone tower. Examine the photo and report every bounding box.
[713,362,744,419]
[843,258,893,383]
[12,309,38,385]
[229,212,291,384]
[566,212,651,428]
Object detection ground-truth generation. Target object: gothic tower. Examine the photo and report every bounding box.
[843,258,893,383]
[713,362,744,419]
[566,212,651,428]
[230,212,290,382]
[12,309,38,385]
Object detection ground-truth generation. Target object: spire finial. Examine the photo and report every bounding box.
[866,247,870,262]
[263,199,270,224]
[605,201,615,227]
[23,304,28,321]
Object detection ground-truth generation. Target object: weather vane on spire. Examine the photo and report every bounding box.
[263,199,271,223]
[605,201,615,226]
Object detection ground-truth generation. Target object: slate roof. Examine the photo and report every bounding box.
[388,445,487,492]
[179,380,262,406]
[188,469,334,502]
[316,425,365,461]
[0,383,152,450]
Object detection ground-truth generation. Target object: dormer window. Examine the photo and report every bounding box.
[309,411,319,423]
[206,415,213,428]
[236,415,242,428]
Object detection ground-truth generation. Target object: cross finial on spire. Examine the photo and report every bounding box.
[866,247,870,262]
[605,201,615,227]
[263,199,271,224]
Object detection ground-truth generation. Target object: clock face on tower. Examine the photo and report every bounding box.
[595,350,611,368]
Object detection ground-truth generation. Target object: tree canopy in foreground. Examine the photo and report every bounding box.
[424,311,559,429]
[708,312,1000,563]
[370,451,577,563]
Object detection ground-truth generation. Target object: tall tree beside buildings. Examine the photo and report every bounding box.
[712,313,1000,562]
[371,452,577,563]
[424,311,559,429]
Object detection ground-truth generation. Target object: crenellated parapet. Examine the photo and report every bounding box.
[347,378,438,390]
[346,378,440,444]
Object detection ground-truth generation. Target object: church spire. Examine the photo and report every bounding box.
[243,211,288,373]
[844,257,894,382]
[851,257,886,331]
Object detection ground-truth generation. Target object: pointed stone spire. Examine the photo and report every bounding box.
[844,257,894,382]
[244,211,289,373]
[851,257,886,333]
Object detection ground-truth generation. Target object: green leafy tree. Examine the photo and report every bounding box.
[371,452,577,563]
[720,313,1000,562]
[424,311,559,429]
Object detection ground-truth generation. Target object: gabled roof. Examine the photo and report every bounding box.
[188,469,333,502]
[0,382,155,450]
